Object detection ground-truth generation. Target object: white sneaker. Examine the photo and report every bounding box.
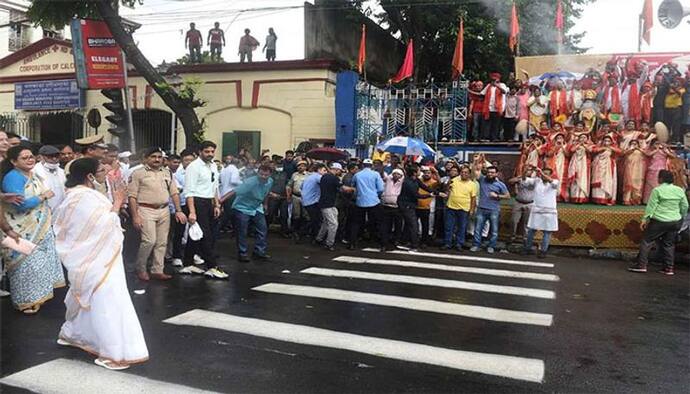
[194,255,205,265]
[179,265,205,275]
[469,246,480,252]
[0,289,9,297]
[204,267,229,279]
[487,247,495,254]
[171,258,183,267]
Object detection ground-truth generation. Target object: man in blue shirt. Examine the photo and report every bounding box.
[348,159,385,250]
[470,166,511,254]
[231,164,274,262]
[298,163,327,241]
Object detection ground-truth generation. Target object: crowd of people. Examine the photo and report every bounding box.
[467,59,690,144]
[514,118,687,206]
[0,125,687,369]
[184,22,277,63]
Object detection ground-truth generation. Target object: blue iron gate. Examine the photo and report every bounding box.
[353,79,468,155]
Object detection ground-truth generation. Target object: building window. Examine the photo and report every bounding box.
[43,29,63,39]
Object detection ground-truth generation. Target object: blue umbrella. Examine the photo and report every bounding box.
[376,136,436,157]
[537,71,578,80]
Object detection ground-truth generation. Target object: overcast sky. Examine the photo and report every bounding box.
[121,0,690,65]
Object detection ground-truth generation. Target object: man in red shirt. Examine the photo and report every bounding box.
[207,22,225,62]
[468,81,484,142]
[185,22,203,63]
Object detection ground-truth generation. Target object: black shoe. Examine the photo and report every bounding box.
[455,245,463,252]
[238,255,251,263]
[253,253,271,261]
[520,249,531,256]
[324,245,336,252]
[627,265,647,273]
[347,244,356,250]
[439,245,451,251]
[537,250,547,258]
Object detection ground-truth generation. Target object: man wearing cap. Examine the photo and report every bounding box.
[68,134,109,196]
[348,158,384,250]
[128,148,187,281]
[118,151,132,172]
[34,145,66,212]
[315,162,343,251]
[381,168,405,250]
[287,160,309,236]
[480,73,509,142]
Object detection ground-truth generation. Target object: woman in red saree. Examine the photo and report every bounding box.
[591,135,622,205]
[514,135,545,177]
[566,133,593,203]
[544,132,569,201]
[622,139,646,205]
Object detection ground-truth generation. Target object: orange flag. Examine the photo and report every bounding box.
[392,39,414,83]
[509,2,520,54]
[451,19,464,79]
[555,0,564,44]
[641,0,653,45]
[357,24,366,74]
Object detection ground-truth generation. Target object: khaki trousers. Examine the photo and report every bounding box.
[136,207,170,274]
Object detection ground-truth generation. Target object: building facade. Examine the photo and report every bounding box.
[0,38,338,157]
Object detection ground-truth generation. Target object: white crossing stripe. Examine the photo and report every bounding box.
[253,283,553,326]
[362,248,555,268]
[0,358,215,394]
[333,256,560,282]
[164,309,545,383]
[301,267,555,299]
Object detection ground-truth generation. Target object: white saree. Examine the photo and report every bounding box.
[53,186,148,364]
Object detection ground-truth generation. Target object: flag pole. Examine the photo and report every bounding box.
[637,13,643,52]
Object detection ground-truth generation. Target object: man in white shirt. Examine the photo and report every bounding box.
[480,73,509,141]
[168,151,197,267]
[181,141,227,279]
[34,145,66,212]
[522,167,560,258]
[217,155,242,235]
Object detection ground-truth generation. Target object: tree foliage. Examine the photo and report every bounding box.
[354,0,593,81]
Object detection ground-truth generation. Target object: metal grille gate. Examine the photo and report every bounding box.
[354,79,468,151]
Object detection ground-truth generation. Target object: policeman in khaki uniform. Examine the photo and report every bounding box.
[128,147,187,281]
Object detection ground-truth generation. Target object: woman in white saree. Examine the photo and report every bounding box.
[53,158,148,370]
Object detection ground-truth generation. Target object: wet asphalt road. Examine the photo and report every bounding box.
[1,235,689,393]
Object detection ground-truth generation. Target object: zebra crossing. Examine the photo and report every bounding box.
[164,248,558,384]
[1,248,559,391]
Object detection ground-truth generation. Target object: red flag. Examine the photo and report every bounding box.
[509,2,520,54]
[357,24,366,74]
[451,19,464,79]
[555,0,564,44]
[641,0,653,45]
[392,39,414,83]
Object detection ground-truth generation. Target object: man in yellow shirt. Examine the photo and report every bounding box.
[664,79,686,143]
[441,166,476,250]
[371,148,390,163]
[416,166,439,246]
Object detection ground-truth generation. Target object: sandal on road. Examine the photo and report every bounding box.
[21,305,40,315]
[94,358,130,371]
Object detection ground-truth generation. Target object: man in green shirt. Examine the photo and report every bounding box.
[629,170,689,275]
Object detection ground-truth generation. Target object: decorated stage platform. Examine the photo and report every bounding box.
[499,201,645,250]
